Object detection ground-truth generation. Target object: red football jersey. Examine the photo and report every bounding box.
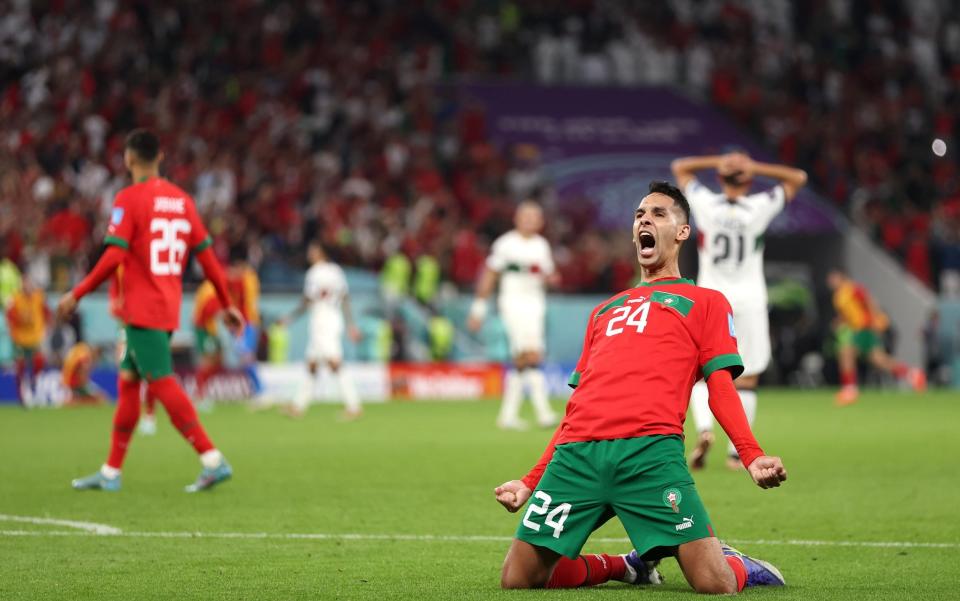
[558,278,742,444]
[104,177,212,331]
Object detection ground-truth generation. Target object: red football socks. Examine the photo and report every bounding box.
[891,363,909,379]
[546,554,627,588]
[840,369,857,387]
[106,378,142,469]
[725,555,747,592]
[147,376,214,454]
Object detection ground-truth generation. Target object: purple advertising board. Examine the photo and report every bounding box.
[458,83,844,235]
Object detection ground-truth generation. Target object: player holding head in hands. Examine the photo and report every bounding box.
[672,151,807,470]
[468,201,559,430]
[58,129,243,492]
[494,182,787,593]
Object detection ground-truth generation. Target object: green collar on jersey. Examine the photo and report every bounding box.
[638,277,694,287]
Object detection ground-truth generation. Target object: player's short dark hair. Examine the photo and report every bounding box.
[124,129,160,162]
[648,180,690,224]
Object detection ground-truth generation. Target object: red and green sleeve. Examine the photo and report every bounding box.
[697,293,744,381]
[567,304,600,389]
[104,191,134,249]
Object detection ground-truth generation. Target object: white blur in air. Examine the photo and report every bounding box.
[932,138,947,157]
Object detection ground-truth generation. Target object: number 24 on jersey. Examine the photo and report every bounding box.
[605,302,651,336]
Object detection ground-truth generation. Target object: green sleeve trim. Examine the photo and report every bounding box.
[567,370,581,389]
[702,353,744,380]
[193,236,213,252]
[104,235,129,249]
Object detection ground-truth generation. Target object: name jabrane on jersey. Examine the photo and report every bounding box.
[154,197,186,214]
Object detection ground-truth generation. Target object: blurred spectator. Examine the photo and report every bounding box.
[1,0,958,293]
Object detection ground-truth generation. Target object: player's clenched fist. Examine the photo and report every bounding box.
[747,455,788,489]
[494,480,532,512]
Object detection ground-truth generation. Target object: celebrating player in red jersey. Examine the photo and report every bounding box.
[57,129,243,493]
[493,182,788,594]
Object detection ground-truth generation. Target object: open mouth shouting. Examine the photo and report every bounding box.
[637,230,656,259]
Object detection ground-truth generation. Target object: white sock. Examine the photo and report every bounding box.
[100,464,121,479]
[293,369,315,412]
[498,369,523,424]
[523,368,555,424]
[690,380,713,433]
[728,389,758,457]
[337,368,361,413]
[200,449,223,469]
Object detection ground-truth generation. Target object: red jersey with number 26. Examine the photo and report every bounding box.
[104,177,212,331]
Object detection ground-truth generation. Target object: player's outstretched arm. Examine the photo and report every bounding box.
[58,245,127,320]
[748,160,808,201]
[705,369,787,489]
[494,479,533,513]
[467,267,499,332]
[670,155,724,190]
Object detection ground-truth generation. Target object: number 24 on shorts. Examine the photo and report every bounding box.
[522,491,572,539]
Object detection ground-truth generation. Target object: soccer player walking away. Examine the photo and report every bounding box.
[468,202,559,430]
[58,129,243,492]
[672,151,807,470]
[278,242,362,419]
[827,270,926,405]
[494,182,788,594]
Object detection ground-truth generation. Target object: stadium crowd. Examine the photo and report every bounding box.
[1,0,959,294]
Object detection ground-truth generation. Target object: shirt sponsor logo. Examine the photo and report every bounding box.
[154,197,186,214]
[675,516,695,532]
[728,313,737,338]
[111,208,124,225]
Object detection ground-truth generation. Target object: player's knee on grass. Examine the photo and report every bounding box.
[677,538,738,595]
[500,540,559,589]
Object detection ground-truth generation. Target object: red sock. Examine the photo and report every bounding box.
[32,352,45,374]
[147,376,214,454]
[145,393,156,417]
[840,369,857,387]
[725,555,747,592]
[891,363,909,379]
[106,378,142,469]
[546,554,626,588]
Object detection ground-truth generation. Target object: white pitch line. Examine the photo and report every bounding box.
[0,528,957,549]
[0,514,122,535]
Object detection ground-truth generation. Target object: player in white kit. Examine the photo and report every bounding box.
[280,242,362,419]
[468,202,559,430]
[672,152,807,469]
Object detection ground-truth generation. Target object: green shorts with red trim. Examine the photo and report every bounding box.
[515,435,715,559]
[119,325,173,380]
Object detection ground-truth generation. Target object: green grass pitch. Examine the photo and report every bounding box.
[1,389,958,600]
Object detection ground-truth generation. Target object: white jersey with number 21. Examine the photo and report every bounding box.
[685,179,785,306]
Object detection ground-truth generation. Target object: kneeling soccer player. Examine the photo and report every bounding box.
[494,182,787,593]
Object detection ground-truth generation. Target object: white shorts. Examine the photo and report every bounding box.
[498,298,545,355]
[731,302,771,377]
[306,317,343,363]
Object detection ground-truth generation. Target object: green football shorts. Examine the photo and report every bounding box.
[516,435,715,559]
[837,325,881,354]
[119,325,173,381]
[194,326,221,356]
